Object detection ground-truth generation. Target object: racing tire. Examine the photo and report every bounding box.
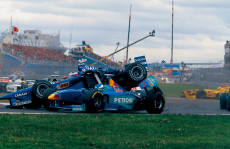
[28,80,52,109]
[144,90,165,114]
[125,63,147,85]
[227,95,230,111]
[31,80,52,99]
[220,93,228,109]
[196,89,206,99]
[42,87,58,100]
[42,87,59,111]
[83,89,105,113]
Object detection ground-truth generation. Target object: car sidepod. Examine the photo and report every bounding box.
[102,87,140,111]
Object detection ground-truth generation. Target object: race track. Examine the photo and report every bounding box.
[163,97,230,115]
[0,97,229,115]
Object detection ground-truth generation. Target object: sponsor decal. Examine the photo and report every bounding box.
[109,79,124,93]
[0,79,9,83]
[92,91,103,98]
[114,97,134,104]
[72,107,83,111]
[84,65,97,71]
[15,92,28,97]
[134,56,147,63]
[140,81,148,87]
[114,87,124,93]
[134,55,148,71]
[146,76,158,86]
[106,108,117,111]
[14,100,31,106]
[59,82,69,89]
[139,75,158,88]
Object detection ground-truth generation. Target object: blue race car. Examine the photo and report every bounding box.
[0,63,165,114]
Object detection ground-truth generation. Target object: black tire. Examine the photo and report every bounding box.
[31,80,52,99]
[145,90,165,114]
[26,80,52,109]
[227,95,230,111]
[196,89,206,99]
[220,93,228,109]
[42,87,59,111]
[83,89,105,113]
[125,63,147,83]
[42,87,58,100]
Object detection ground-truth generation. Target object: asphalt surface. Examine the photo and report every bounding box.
[0,97,229,115]
[163,97,230,115]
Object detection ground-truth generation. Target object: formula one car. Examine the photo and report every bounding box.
[0,77,9,92]
[182,84,230,99]
[6,79,35,93]
[0,63,165,114]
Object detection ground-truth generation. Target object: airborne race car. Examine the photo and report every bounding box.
[0,63,165,114]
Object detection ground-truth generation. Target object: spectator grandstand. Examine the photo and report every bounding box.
[2,44,78,66]
[0,44,79,79]
[0,43,122,79]
[0,27,122,79]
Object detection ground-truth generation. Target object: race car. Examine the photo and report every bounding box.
[0,77,9,92]
[6,79,35,93]
[182,84,230,99]
[0,63,165,114]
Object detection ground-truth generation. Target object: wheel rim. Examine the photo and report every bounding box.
[156,97,163,109]
[130,66,144,80]
[37,84,50,97]
[94,96,102,108]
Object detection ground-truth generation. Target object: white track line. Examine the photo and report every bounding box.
[0,102,9,105]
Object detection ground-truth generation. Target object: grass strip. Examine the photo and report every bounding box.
[158,83,210,98]
[0,114,229,149]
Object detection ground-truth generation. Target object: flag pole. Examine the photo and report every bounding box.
[11,16,12,31]
[126,4,132,65]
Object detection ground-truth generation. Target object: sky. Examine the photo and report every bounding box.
[0,0,229,64]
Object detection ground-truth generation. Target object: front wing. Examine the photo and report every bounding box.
[0,87,33,108]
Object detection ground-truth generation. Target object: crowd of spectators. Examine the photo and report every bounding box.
[2,44,77,66]
[2,43,123,69]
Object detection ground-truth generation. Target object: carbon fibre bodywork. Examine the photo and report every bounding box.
[0,63,165,114]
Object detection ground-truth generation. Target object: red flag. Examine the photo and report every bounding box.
[85,45,90,50]
[13,26,19,32]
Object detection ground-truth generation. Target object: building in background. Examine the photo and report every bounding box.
[0,27,66,53]
[0,26,121,79]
